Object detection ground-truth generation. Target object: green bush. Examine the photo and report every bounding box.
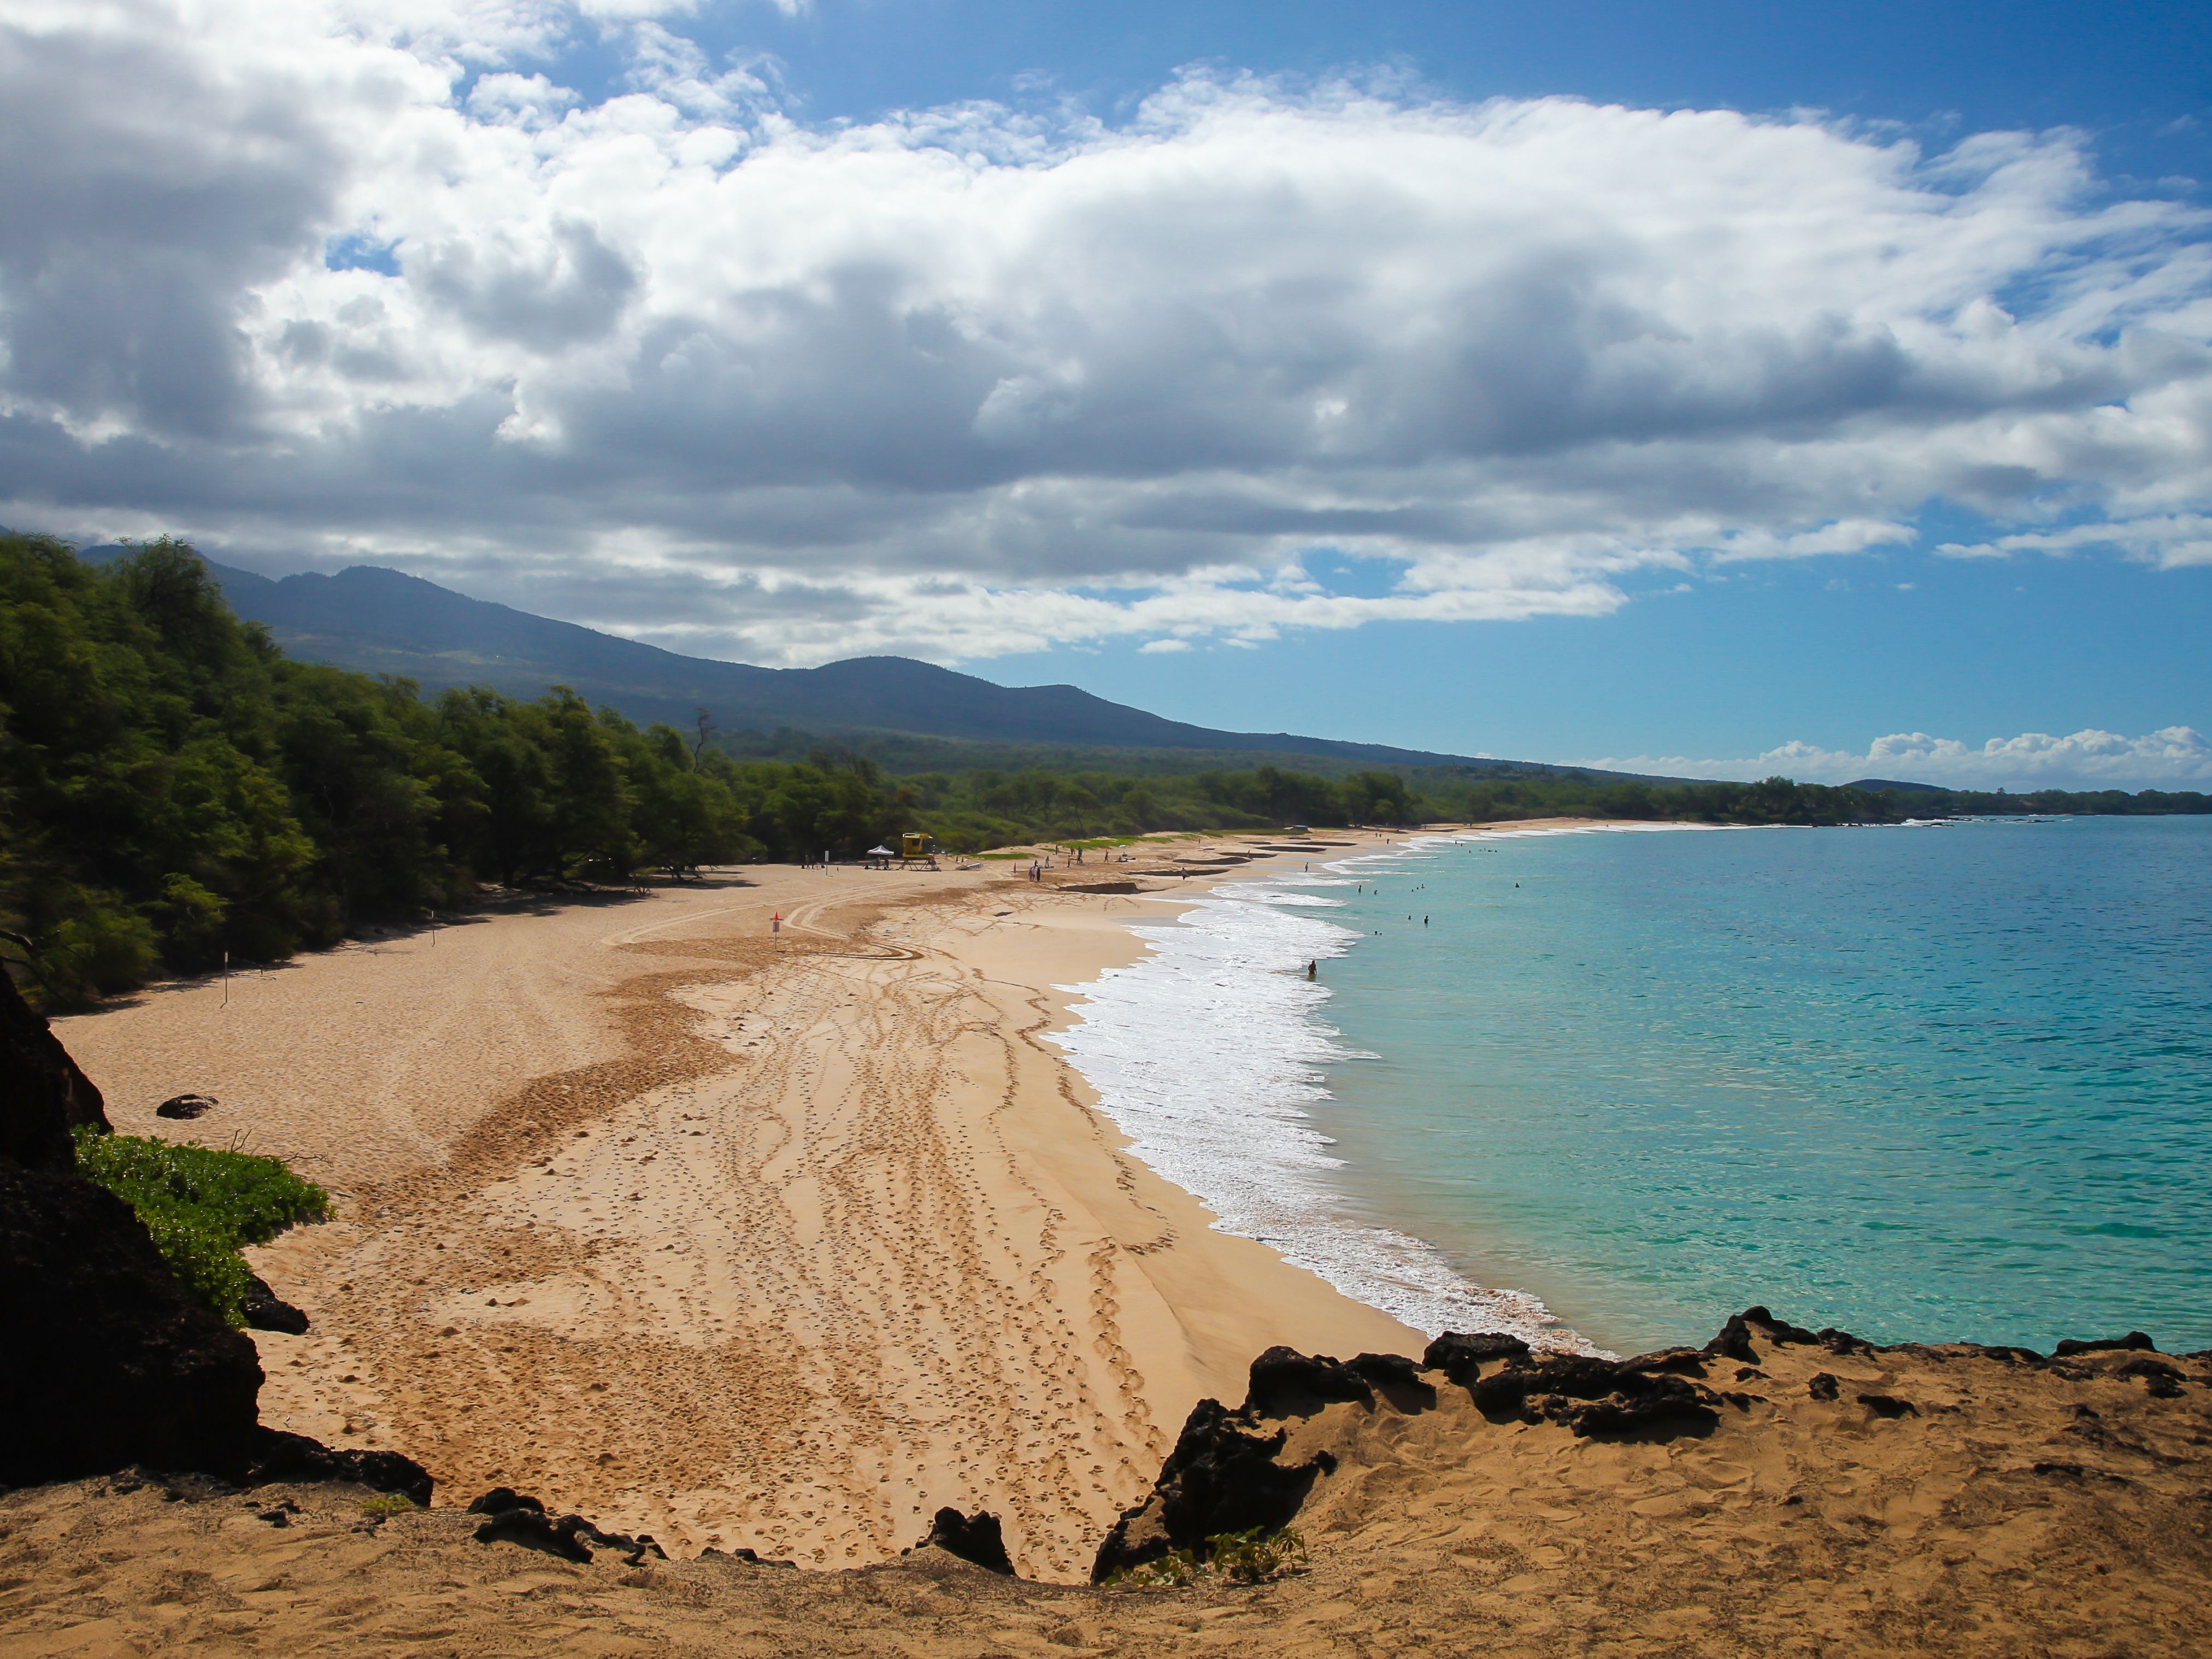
[70,1127,329,1325]
[1104,1527,1309,1589]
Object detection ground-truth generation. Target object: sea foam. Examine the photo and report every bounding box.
[1048,869,1590,1349]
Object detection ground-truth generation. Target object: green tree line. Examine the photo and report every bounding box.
[4,534,2202,1005]
[0,534,911,1004]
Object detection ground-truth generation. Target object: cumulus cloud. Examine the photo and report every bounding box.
[2,0,2210,664]
[1590,727,2212,791]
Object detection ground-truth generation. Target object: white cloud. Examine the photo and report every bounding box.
[1,1,2209,664]
[1591,726,2212,791]
[1935,514,2212,568]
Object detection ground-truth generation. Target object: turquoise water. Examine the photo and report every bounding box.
[1311,817,2212,1356]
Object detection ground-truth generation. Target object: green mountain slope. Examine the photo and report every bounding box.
[90,551,1639,780]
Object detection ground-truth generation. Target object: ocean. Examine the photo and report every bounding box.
[1050,816,2212,1357]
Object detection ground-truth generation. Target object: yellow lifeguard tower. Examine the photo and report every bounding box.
[863,832,940,870]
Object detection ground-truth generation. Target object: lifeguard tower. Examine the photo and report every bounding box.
[864,833,941,870]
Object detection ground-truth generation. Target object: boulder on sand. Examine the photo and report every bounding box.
[913,1507,1016,1575]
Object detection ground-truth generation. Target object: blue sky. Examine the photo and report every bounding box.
[3,0,2208,786]
[592,0,2212,775]
[559,1,2212,183]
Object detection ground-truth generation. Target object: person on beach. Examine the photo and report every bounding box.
[771,912,781,936]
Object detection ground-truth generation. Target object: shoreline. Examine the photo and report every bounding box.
[54,840,1421,1580]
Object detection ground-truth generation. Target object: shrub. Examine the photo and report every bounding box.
[70,1127,330,1326]
[1104,1528,1308,1589]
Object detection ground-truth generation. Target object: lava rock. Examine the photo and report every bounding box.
[1807,1372,1840,1402]
[1346,1352,1437,1409]
[1091,1397,1337,1582]
[472,1504,667,1566]
[2110,1357,2186,1397]
[467,1486,545,1516]
[703,1546,797,1567]
[1705,1307,1824,1363]
[2055,1333,2156,1357]
[1622,1347,1711,1376]
[475,1508,596,1563]
[1241,1346,1375,1416]
[1857,1392,1919,1419]
[1422,1331,1532,1386]
[240,1274,310,1335]
[915,1507,1016,1575]
[0,1160,264,1486]
[247,1428,434,1507]
[1,968,108,1170]
[155,1093,217,1121]
[1471,1352,1720,1438]
[0,969,444,1502]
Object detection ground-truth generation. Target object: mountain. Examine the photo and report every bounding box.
[73,548,1658,780]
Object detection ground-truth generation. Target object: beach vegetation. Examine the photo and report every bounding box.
[69,1126,330,1326]
[1103,1527,1310,1589]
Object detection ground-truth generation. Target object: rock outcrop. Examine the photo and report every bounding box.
[1095,1308,2212,1603]
[0,1158,266,1486]
[1463,1348,1724,1437]
[240,1272,311,1335]
[248,1429,431,1505]
[1,964,109,1169]
[0,969,264,1487]
[1090,1391,1339,1580]
[912,1507,1017,1575]
[467,1487,667,1565]
[0,970,424,1502]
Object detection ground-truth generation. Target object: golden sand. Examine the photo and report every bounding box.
[7,1319,2207,1656]
[55,840,1415,1580]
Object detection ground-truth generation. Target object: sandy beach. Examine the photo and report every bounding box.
[26,820,2212,1657]
[55,834,1421,1580]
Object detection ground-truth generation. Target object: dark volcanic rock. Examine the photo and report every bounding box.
[473,1500,667,1565]
[1623,1346,1711,1376]
[0,978,432,1502]
[1347,1352,1437,1409]
[1091,1397,1337,1581]
[248,1429,432,1506]
[1857,1392,1919,1418]
[2,968,264,1487]
[240,1273,310,1335]
[1807,1372,1840,1401]
[475,1507,596,1563]
[1471,1351,1720,1438]
[0,1160,265,1486]
[1242,1346,1374,1416]
[1,969,109,1169]
[914,1507,1016,1575]
[1422,1331,1532,1386]
[2110,1357,2186,1398]
[467,1486,545,1516]
[2056,1333,2156,1357]
[155,1093,217,1121]
[1705,1306,1824,1362]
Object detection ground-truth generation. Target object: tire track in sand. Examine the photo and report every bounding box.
[258,887,1167,1580]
